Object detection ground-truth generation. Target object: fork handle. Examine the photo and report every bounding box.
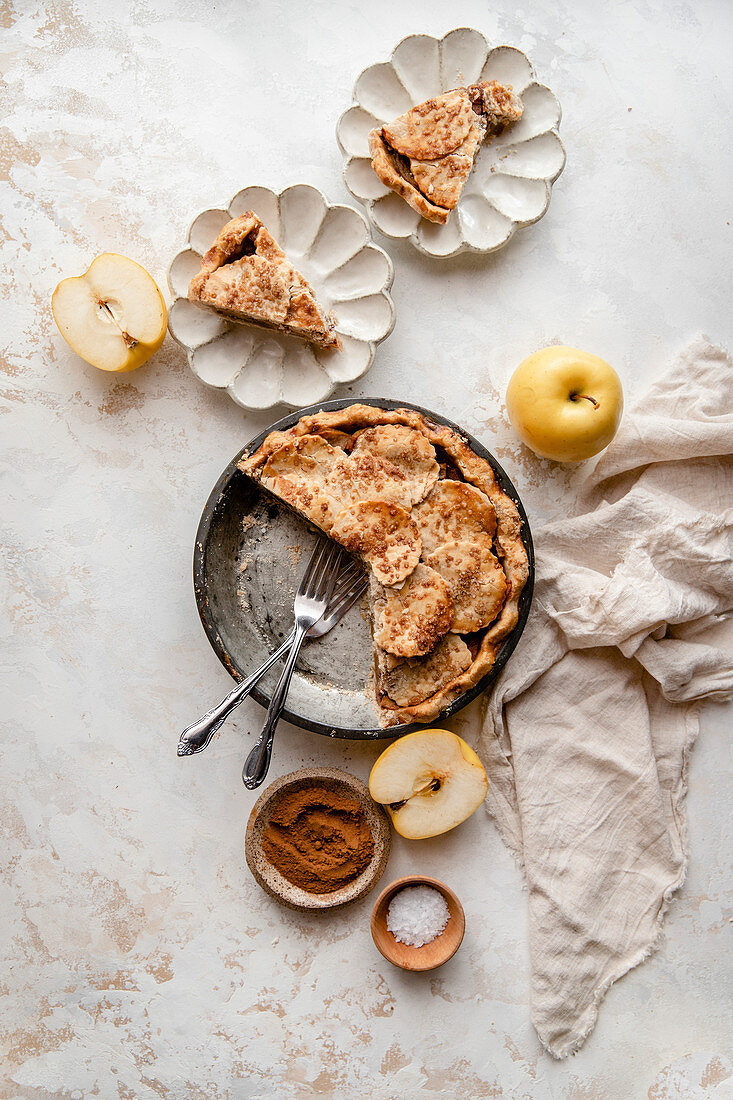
[177,628,296,756]
[242,623,307,789]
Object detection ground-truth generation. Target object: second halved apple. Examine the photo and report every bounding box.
[369,729,488,839]
[52,253,167,372]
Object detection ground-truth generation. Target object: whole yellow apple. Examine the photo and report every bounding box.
[52,253,167,372]
[506,345,623,462]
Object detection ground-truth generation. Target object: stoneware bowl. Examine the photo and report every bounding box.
[167,185,395,411]
[245,768,391,911]
[371,875,466,971]
[336,28,566,257]
[193,397,534,739]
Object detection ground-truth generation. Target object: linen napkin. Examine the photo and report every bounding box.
[477,337,733,1058]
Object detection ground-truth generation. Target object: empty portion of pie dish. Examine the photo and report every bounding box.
[168,186,395,411]
[337,28,566,257]
[239,403,530,727]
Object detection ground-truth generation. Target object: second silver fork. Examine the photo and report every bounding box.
[178,540,363,757]
[242,538,349,790]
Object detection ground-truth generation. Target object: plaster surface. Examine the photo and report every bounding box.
[2,1,732,1097]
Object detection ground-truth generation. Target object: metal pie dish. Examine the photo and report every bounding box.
[194,397,534,739]
[337,28,566,257]
[168,185,395,411]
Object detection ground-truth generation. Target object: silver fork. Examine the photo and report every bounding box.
[239,563,367,781]
[177,541,362,757]
[242,539,358,790]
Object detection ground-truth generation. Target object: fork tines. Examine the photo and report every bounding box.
[301,537,343,599]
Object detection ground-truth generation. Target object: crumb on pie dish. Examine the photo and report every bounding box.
[368,81,523,225]
[238,404,529,727]
[187,211,341,350]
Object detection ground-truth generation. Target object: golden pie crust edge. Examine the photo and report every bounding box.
[368,130,451,225]
[238,404,530,726]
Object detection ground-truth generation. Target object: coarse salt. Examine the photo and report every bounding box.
[386,885,450,947]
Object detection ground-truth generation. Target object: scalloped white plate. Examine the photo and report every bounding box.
[168,185,395,411]
[336,28,566,258]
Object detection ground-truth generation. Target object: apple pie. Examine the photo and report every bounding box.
[239,404,530,726]
[369,81,523,225]
[188,212,341,350]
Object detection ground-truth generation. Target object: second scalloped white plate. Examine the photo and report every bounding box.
[168,185,395,411]
[337,28,566,258]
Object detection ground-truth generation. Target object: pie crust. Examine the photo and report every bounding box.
[239,404,529,726]
[331,500,421,587]
[371,563,454,658]
[425,538,508,633]
[369,81,523,224]
[188,212,341,350]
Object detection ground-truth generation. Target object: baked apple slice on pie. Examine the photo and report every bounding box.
[369,81,523,224]
[239,405,530,727]
[188,212,341,350]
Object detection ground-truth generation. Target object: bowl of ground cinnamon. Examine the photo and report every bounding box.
[245,767,391,910]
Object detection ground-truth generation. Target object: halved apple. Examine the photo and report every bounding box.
[369,729,488,839]
[51,253,167,372]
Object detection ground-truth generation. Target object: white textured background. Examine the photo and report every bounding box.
[2,1,732,1097]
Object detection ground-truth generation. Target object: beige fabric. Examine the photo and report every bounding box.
[478,338,733,1058]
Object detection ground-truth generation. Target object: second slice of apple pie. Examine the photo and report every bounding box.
[369,80,523,224]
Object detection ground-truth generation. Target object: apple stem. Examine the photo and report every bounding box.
[570,393,600,410]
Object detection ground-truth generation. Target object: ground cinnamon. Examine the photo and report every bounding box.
[262,784,374,894]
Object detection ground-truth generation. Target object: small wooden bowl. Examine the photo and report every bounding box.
[245,767,391,911]
[370,875,465,971]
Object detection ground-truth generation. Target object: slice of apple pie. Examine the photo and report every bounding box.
[239,404,530,727]
[369,81,523,224]
[188,212,341,350]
